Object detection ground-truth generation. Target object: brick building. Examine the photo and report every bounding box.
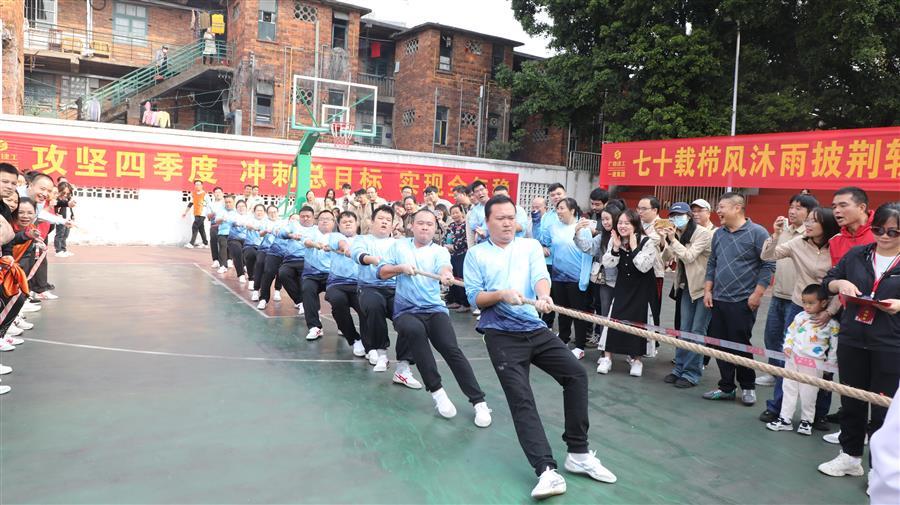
[1,0,581,167]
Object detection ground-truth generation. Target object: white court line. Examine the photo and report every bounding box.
[194,263,277,319]
[24,338,492,362]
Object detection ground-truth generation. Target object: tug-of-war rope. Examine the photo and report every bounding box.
[412,270,892,409]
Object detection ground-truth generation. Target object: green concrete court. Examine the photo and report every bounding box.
[0,246,870,504]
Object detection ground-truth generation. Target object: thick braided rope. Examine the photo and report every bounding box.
[415,270,891,408]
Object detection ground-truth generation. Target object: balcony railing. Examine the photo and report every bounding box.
[567,150,602,172]
[23,23,183,66]
[189,122,229,134]
[357,73,394,99]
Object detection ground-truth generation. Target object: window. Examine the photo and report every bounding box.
[434,106,449,145]
[256,94,273,123]
[60,75,90,105]
[258,0,277,41]
[438,33,453,72]
[25,0,57,29]
[24,72,56,117]
[332,12,348,49]
[491,43,504,79]
[293,1,317,22]
[113,2,147,46]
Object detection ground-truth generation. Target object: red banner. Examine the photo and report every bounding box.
[600,127,900,191]
[0,131,517,201]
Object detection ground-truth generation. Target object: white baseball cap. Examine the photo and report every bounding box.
[690,199,711,210]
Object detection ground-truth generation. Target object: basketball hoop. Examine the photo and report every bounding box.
[329,122,354,147]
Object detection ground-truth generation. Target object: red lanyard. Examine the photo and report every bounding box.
[870,252,900,297]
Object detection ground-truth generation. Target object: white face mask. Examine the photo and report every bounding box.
[671,215,689,229]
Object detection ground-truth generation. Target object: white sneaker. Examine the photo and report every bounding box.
[531,468,567,499]
[755,374,776,387]
[367,350,379,365]
[38,291,59,300]
[629,360,643,377]
[184,243,194,249]
[0,364,11,374]
[273,291,282,302]
[431,388,457,418]
[823,431,840,444]
[6,325,23,337]
[21,301,41,313]
[256,299,267,310]
[564,451,617,483]
[15,317,33,330]
[297,305,306,316]
[474,402,492,427]
[248,281,255,291]
[238,275,247,283]
[374,355,389,372]
[0,340,14,352]
[472,308,481,316]
[4,335,24,346]
[250,291,260,302]
[572,348,584,360]
[393,368,423,389]
[305,327,323,341]
[596,357,612,374]
[352,340,366,357]
[227,259,234,268]
[55,251,69,256]
[818,452,865,477]
[0,384,9,395]
[211,260,220,268]
[217,266,227,274]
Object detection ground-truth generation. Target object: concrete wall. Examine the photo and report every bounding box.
[3,115,598,245]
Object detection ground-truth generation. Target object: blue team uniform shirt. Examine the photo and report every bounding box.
[538,209,559,264]
[327,233,360,286]
[217,209,238,236]
[280,222,318,262]
[244,218,265,247]
[302,228,332,276]
[464,237,551,332]
[351,234,397,288]
[467,203,488,243]
[378,238,452,318]
[548,220,592,289]
[514,205,529,238]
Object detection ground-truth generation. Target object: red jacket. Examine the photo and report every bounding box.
[829,211,875,266]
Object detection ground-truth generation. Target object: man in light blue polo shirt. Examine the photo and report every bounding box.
[299,210,336,341]
[464,194,616,500]
[465,179,491,248]
[351,205,420,387]
[325,211,365,357]
[277,206,318,315]
[379,209,491,427]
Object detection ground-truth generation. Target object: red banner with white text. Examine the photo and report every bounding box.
[600,127,900,191]
[0,132,517,201]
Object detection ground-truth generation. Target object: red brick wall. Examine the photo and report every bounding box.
[515,115,568,166]
[1,0,25,114]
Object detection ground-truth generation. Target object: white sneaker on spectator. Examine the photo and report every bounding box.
[248,281,255,291]
[374,355,389,372]
[227,259,234,268]
[250,291,260,302]
[473,402,492,427]
[596,357,612,374]
[823,431,840,444]
[22,301,41,313]
[4,335,23,346]
[431,388,457,418]
[0,364,11,374]
[6,325,23,337]
[238,275,247,284]
[38,291,59,300]
[211,260,220,269]
[531,468,566,499]
[217,266,227,274]
[367,350,379,365]
[755,374,776,386]
[352,340,366,357]
[14,317,33,330]
[472,308,481,316]
[564,451,618,483]
[184,243,194,249]
[305,327,323,341]
[256,300,267,310]
[629,360,643,377]
[273,291,282,302]
[0,340,14,352]
[55,251,68,256]
[818,452,864,477]
[0,381,9,395]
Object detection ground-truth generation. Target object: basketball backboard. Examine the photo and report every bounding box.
[291,75,378,139]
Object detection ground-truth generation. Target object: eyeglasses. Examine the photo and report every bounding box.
[872,226,900,238]
[636,207,652,212]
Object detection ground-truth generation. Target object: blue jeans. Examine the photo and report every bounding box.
[764,299,803,413]
[672,290,711,384]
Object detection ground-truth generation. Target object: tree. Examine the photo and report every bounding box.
[502,0,900,143]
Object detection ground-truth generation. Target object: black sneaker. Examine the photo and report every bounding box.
[674,378,695,388]
[825,409,841,423]
[759,409,778,423]
[812,417,830,431]
[663,373,678,384]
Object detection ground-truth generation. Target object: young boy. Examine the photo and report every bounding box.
[766,284,839,435]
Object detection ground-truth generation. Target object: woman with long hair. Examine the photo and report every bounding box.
[598,209,658,377]
[548,197,593,359]
[53,182,74,257]
[575,205,622,336]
